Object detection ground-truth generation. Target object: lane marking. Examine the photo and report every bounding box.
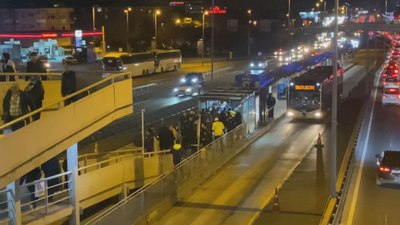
[345,68,381,225]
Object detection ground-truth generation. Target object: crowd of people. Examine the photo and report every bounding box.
[1,52,77,208]
[140,104,243,165]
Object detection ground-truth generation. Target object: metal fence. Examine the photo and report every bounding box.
[86,122,248,225]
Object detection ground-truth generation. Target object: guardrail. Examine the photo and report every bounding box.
[0,72,131,134]
[133,83,158,96]
[85,121,248,225]
[0,189,11,223]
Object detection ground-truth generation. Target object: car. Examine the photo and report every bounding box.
[382,77,400,87]
[382,85,400,106]
[179,72,204,85]
[173,84,201,96]
[173,72,204,96]
[376,151,400,186]
[62,55,78,64]
[249,57,268,70]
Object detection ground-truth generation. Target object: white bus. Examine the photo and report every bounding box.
[154,50,182,73]
[102,52,155,77]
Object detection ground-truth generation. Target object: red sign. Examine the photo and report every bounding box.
[207,6,227,14]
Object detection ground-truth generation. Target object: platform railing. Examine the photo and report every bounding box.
[86,122,247,225]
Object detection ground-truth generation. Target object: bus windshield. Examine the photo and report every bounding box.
[103,57,122,70]
[289,88,320,112]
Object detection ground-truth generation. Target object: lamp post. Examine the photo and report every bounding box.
[287,0,291,29]
[247,9,252,56]
[320,0,327,12]
[154,9,161,49]
[202,11,209,66]
[385,0,388,14]
[330,0,339,199]
[211,0,215,81]
[124,7,132,52]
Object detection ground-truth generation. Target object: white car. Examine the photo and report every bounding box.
[173,84,201,96]
[382,85,400,106]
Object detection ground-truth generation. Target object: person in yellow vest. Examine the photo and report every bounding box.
[212,117,225,140]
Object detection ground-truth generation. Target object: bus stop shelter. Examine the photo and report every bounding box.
[198,89,258,133]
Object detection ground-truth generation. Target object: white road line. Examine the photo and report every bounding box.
[345,69,380,225]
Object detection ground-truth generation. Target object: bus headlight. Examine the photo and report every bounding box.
[185,88,192,92]
[123,66,128,70]
[173,88,178,92]
[315,112,322,117]
[287,111,294,117]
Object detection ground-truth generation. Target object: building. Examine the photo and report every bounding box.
[0,8,74,32]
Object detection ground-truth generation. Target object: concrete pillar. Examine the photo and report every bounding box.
[7,181,22,225]
[67,143,80,225]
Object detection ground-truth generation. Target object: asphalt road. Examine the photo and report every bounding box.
[341,64,400,225]
[148,53,378,225]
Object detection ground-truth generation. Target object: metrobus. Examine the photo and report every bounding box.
[287,65,344,119]
[102,52,155,77]
[154,49,182,73]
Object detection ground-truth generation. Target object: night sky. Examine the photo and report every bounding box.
[0,0,387,11]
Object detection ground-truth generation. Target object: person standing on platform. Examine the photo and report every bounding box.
[25,77,45,121]
[2,83,34,131]
[266,93,276,119]
[41,157,61,201]
[212,117,225,140]
[1,53,16,81]
[171,140,184,166]
[158,122,174,150]
[26,52,47,81]
[61,61,77,106]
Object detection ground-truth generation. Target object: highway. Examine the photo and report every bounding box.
[341,66,400,225]
[146,55,376,225]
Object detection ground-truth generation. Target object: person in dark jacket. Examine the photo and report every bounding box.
[26,52,47,81]
[21,167,42,208]
[41,157,61,201]
[1,52,16,81]
[25,77,45,121]
[2,83,34,131]
[61,61,77,106]
[266,93,276,119]
[158,124,175,150]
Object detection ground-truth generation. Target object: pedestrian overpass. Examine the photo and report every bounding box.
[0,72,173,225]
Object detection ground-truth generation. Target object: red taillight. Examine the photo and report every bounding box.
[396,70,399,73]
[384,82,388,85]
[380,166,391,172]
[396,82,400,85]
[390,88,396,92]
[383,74,387,77]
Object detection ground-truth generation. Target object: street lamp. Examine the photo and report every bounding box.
[288,0,291,29]
[124,7,132,52]
[202,11,209,65]
[247,9,252,56]
[154,9,161,49]
[92,5,101,45]
[320,0,327,12]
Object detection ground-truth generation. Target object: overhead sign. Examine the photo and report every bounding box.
[208,6,227,14]
[295,85,315,91]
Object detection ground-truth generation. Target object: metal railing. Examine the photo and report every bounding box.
[86,122,247,225]
[0,72,62,82]
[0,72,131,134]
[133,83,158,96]
[0,171,73,224]
[77,150,170,175]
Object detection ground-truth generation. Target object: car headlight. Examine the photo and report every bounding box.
[250,63,255,67]
[185,88,192,92]
[44,62,50,68]
[258,63,264,67]
[191,78,198,83]
[315,112,322,117]
[173,88,178,92]
[180,78,186,83]
[123,66,128,70]
[287,111,294,117]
